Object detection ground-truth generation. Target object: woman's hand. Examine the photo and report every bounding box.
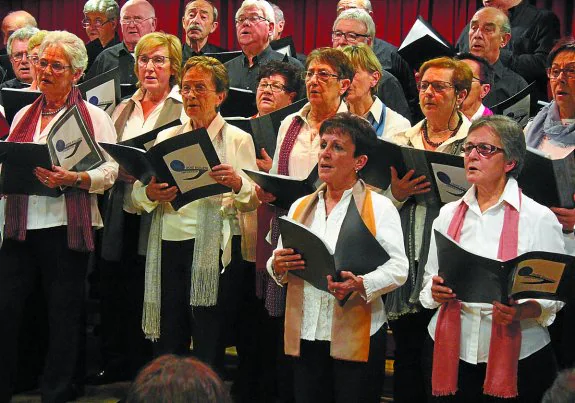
[431,275,456,304]
[118,167,137,184]
[35,165,76,188]
[327,271,365,300]
[492,299,542,326]
[390,167,431,202]
[550,194,575,232]
[209,164,243,193]
[145,176,178,202]
[256,148,273,173]
[272,248,305,275]
[255,184,277,203]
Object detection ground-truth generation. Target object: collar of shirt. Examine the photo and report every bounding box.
[295,101,348,127]
[462,177,521,217]
[470,103,486,121]
[183,112,225,141]
[241,45,273,68]
[368,96,383,124]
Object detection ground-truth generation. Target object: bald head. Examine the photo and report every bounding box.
[336,0,373,15]
[468,7,511,64]
[2,11,37,47]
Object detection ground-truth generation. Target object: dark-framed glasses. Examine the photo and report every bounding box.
[120,16,154,26]
[137,55,170,68]
[235,15,268,25]
[417,80,454,93]
[302,70,340,83]
[547,65,575,80]
[81,18,112,29]
[257,81,287,93]
[180,83,217,96]
[37,59,71,74]
[331,30,370,43]
[462,142,504,157]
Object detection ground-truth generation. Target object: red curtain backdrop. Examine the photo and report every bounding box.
[1,0,574,53]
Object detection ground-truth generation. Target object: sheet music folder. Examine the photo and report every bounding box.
[100,127,227,210]
[279,196,390,305]
[243,165,320,210]
[398,16,455,70]
[1,88,41,124]
[220,87,257,118]
[119,119,181,151]
[205,50,243,64]
[77,67,121,116]
[490,82,535,127]
[435,230,575,303]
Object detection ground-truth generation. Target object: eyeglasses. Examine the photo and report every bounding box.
[120,16,155,26]
[257,81,288,93]
[302,70,340,82]
[137,55,170,68]
[11,51,30,62]
[462,142,504,157]
[29,54,39,65]
[235,15,269,25]
[417,80,454,93]
[547,65,575,80]
[472,76,481,83]
[331,30,370,43]
[81,18,112,29]
[180,83,217,96]
[37,59,71,74]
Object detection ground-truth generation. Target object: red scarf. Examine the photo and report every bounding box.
[433,190,522,398]
[5,87,96,252]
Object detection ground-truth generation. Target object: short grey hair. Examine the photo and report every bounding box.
[235,0,275,22]
[7,26,39,55]
[39,31,88,74]
[333,8,375,42]
[542,369,575,403]
[468,115,526,179]
[83,0,120,20]
[270,3,284,23]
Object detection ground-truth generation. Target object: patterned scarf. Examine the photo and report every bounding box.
[5,87,96,252]
[433,189,522,398]
[525,101,575,148]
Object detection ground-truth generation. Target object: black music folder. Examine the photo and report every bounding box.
[362,138,471,207]
[120,83,137,99]
[77,67,121,116]
[119,119,182,151]
[205,50,243,64]
[279,197,390,305]
[1,88,41,124]
[100,127,227,210]
[244,165,320,210]
[490,82,535,127]
[226,98,306,158]
[518,147,575,208]
[435,230,575,303]
[220,87,257,118]
[398,16,455,70]
[270,36,297,58]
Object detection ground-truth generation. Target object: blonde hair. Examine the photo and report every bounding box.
[134,32,182,87]
[27,30,49,52]
[341,43,382,95]
[181,56,229,95]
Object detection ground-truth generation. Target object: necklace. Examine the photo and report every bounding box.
[421,117,463,148]
[41,105,66,116]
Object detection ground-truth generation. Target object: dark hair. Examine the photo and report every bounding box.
[547,36,575,67]
[257,60,303,94]
[305,47,355,82]
[455,52,494,86]
[319,112,377,158]
[126,355,232,403]
[469,115,526,179]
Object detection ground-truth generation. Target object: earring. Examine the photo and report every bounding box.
[354,168,359,174]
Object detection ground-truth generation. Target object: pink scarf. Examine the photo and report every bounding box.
[433,190,522,398]
[5,87,96,252]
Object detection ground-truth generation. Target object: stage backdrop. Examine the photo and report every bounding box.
[1,0,573,54]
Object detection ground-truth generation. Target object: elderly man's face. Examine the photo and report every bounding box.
[2,14,29,46]
[235,5,273,50]
[336,0,369,15]
[332,19,371,48]
[10,38,33,83]
[482,0,515,10]
[468,8,509,65]
[120,2,156,50]
[84,11,116,43]
[182,0,218,44]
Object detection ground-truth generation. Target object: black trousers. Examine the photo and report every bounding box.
[98,212,151,376]
[0,227,88,403]
[292,324,387,403]
[422,335,558,403]
[154,236,244,376]
[388,308,435,403]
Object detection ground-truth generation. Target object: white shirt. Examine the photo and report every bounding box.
[131,113,259,241]
[270,101,348,178]
[419,178,566,364]
[267,186,408,340]
[111,86,186,213]
[470,103,487,121]
[9,101,118,229]
[368,96,411,140]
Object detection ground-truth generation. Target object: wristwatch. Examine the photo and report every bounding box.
[74,173,82,187]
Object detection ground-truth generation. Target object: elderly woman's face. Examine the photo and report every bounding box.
[464,126,511,187]
[305,60,349,108]
[419,67,458,122]
[137,45,174,94]
[256,73,294,116]
[38,45,80,100]
[549,50,575,119]
[346,66,378,103]
[181,66,225,124]
[318,130,362,187]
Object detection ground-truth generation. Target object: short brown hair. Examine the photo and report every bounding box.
[305,47,355,82]
[181,56,229,95]
[419,56,473,94]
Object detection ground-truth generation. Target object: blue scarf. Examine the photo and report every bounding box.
[525,101,575,148]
